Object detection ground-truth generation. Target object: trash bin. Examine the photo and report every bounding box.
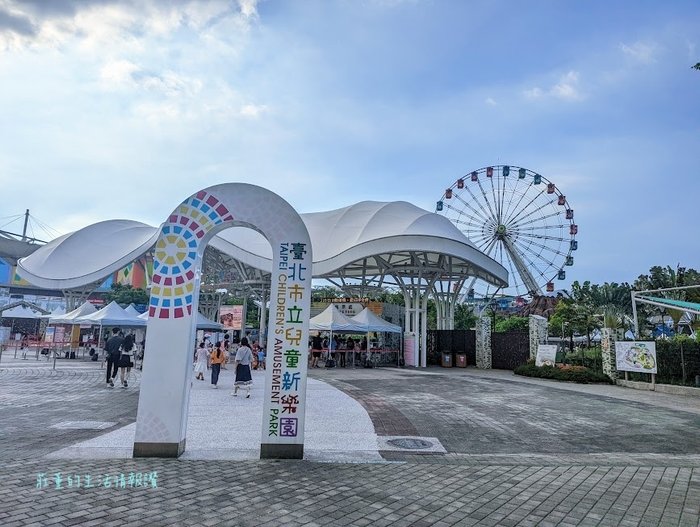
[441,352,453,368]
[455,353,467,368]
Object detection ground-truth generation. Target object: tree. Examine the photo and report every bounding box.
[311,285,343,301]
[454,303,477,330]
[693,63,700,70]
[494,316,529,332]
[103,283,149,305]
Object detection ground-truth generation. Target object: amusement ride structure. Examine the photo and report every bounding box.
[436,165,578,302]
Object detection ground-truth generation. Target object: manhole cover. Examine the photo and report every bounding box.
[51,421,116,430]
[386,437,433,450]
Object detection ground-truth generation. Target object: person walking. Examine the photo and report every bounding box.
[194,341,209,381]
[311,334,322,368]
[118,332,135,388]
[209,342,226,388]
[104,328,124,388]
[257,344,266,371]
[231,337,253,398]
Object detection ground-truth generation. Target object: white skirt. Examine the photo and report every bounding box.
[194,361,207,374]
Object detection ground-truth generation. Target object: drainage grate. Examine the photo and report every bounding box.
[386,437,433,450]
[51,421,116,430]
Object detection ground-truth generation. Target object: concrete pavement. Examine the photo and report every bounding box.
[0,356,698,526]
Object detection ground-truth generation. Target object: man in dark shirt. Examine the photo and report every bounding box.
[104,328,124,387]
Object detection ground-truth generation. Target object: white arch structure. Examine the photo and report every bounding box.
[110,183,312,459]
[18,199,508,370]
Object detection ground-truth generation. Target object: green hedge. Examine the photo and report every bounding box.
[514,363,613,384]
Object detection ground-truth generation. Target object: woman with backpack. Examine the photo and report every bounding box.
[209,341,226,389]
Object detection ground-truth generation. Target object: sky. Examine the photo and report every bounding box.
[0,0,698,291]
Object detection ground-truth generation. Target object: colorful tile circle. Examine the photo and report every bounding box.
[149,191,234,319]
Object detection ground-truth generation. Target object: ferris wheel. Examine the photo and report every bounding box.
[436,165,578,299]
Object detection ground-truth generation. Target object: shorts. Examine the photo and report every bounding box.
[312,351,321,358]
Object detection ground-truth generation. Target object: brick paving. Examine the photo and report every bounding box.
[1,358,699,526]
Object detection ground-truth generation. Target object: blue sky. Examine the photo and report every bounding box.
[0,0,698,290]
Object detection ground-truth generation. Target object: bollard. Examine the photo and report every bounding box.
[696,375,700,388]
[53,350,57,370]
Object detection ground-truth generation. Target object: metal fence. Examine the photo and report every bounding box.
[491,331,530,370]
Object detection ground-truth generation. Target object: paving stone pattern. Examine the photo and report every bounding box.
[321,369,700,456]
[1,359,699,525]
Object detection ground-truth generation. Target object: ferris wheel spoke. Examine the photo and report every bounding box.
[451,193,490,224]
[516,238,566,257]
[488,174,502,223]
[452,217,492,232]
[501,178,524,227]
[475,178,499,224]
[459,181,496,223]
[446,206,490,227]
[513,224,566,233]
[509,243,554,287]
[514,232,568,243]
[470,232,492,246]
[509,209,561,230]
[503,186,548,226]
[513,239,559,272]
[498,170,509,225]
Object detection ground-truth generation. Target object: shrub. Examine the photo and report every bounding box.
[514,363,613,384]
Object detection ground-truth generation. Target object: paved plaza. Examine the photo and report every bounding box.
[0,354,698,526]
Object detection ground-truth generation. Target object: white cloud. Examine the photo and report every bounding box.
[524,87,543,99]
[99,59,140,87]
[551,71,582,101]
[0,0,260,52]
[524,71,583,102]
[240,103,269,118]
[620,41,657,63]
[485,97,497,106]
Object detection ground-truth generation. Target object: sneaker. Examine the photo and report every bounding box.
[213,385,218,389]
[109,380,114,387]
[246,393,250,399]
[231,392,237,396]
[124,381,128,388]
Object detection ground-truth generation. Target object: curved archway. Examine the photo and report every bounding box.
[133,183,312,459]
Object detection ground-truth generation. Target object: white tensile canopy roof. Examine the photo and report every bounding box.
[74,301,146,327]
[309,304,366,332]
[17,201,508,292]
[349,307,402,333]
[137,310,223,331]
[50,301,97,324]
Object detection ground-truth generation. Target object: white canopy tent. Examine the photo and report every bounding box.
[0,305,43,319]
[309,304,366,332]
[75,301,147,327]
[137,310,223,331]
[49,301,97,325]
[124,304,141,317]
[349,307,402,333]
[349,307,403,367]
[310,305,367,367]
[40,307,66,319]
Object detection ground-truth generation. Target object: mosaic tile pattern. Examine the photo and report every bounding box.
[149,190,234,319]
